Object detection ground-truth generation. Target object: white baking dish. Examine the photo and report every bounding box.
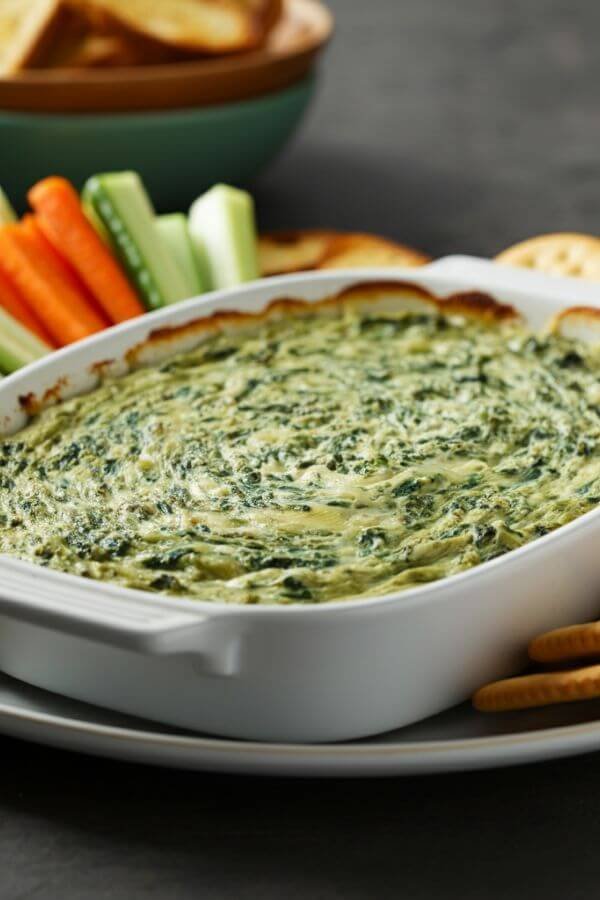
[1,255,600,744]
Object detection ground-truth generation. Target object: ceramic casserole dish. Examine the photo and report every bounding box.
[1,255,600,743]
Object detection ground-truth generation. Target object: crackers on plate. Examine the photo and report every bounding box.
[474,620,600,713]
[529,623,600,664]
[473,664,600,712]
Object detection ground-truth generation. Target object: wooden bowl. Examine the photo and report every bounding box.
[0,0,332,114]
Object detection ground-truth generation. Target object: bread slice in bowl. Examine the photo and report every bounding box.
[0,0,73,74]
[73,0,274,55]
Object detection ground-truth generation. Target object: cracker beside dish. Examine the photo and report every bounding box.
[496,232,600,281]
[474,620,600,713]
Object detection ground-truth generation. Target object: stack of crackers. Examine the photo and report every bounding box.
[0,0,282,74]
[474,624,600,713]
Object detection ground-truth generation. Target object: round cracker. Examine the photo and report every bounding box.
[495,233,600,280]
[529,622,600,664]
[473,664,600,712]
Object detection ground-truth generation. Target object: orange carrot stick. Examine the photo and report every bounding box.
[28,177,145,324]
[21,214,110,326]
[22,214,96,300]
[0,224,107,346]
[16,222,109,331]
[0,263,54,344]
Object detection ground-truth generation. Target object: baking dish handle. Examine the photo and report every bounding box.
[0,558,241,676]
[425,254,600,305]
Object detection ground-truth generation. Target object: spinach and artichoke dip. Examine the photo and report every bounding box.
[1,291,600,606]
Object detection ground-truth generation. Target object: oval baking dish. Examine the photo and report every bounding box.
[1,257,600,743]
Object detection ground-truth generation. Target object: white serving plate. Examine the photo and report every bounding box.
[1,256,600,745]
[4,670,600,775]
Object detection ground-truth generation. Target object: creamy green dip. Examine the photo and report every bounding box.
[2,303,600,605]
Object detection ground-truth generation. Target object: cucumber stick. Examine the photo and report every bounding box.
[82,194,112,246]
[0,186,16,225]
[82,172,189,310]
[0,306,51,374]
[156,213,205,298]
[188,184,259,291]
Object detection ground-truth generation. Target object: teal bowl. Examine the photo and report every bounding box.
[0,76,314,211]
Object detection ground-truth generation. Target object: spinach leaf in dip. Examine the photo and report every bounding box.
[1,304,600,605]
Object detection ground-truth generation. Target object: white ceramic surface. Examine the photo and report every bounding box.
[1,258,600,743]
[3,669,600,775]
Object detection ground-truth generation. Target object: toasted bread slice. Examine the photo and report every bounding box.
[0,0,72,74]
[74,0,268,54]
[47,32,159,68]
[45,14,181,68]
[320,232,431,270]
[259,230,335,275]
[496,233,600,281]
[241,0,282,33]
[259,230,430,277]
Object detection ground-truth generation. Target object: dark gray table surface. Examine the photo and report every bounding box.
[3,1,600,897]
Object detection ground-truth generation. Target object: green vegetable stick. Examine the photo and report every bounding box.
[156,213,205,298]
[0,306,51,374]
[83,172,190,310]
[82,194,112,246]
[0,186,17,225]
[188,184,259,291]
[190,237,212,294]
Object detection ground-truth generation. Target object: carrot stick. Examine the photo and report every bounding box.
[17,221,109,332]
[19,222,109,330]
[21,214,110,327]
[28,177,145,324]
[0,225,107,346]
[22,214,98,303]
[0,263,54,344]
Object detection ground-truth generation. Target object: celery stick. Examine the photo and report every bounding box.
[156,213,205,298]
[190,238,212,293]
[82,194,112,246]
[0,186,17,225]
[0,307,51,374]
[83,172,190,309]
[188,184,259,291]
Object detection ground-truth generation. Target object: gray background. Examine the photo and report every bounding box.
[3,1,600,897]
[258,0,599,257]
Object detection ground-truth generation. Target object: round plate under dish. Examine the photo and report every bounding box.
[2,670,600,776]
